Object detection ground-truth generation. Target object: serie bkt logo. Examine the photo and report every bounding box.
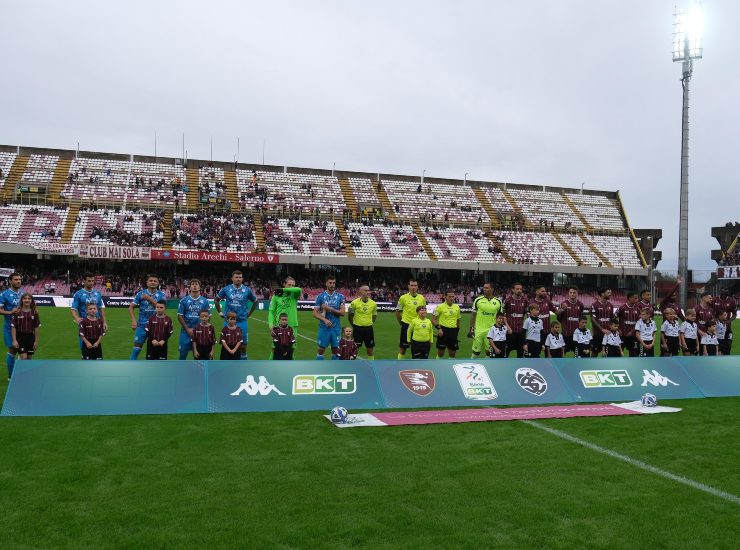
[580,370,632,388]
[453,363,497,400]
[515,367,548,396]
[292,374,356,395]
[399,370,435,397]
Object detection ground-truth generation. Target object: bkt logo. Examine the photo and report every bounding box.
[580,370,632,388]
[641,369,679,387]
[293,374,356,395]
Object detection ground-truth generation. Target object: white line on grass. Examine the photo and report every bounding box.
[251,316,315,344]
[522,420,740,506]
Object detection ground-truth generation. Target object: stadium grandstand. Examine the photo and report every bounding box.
[0,143,652,285]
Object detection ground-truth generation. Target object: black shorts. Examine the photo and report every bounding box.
[436,327,459,350]
[488,341,507,358]
[591,333,605,354]
[639,340,654,357]
[524,339,542,358]
[399,322,410,349]
[273,345,294,360]
[146,340,168,360]
[353,325,375,348]
[719,338,731,356]
[82,345,103,360]
[574,343,592,358]
[548,347,564,358]
[563,334,574,353]
[662,336,680,356]
[410,340,431,359]
[220,347,240,360]
[195,344,213,359]
[506,332,525,357]
[704,344,718,356]
[683,337,698,355]
[15,333,36,355]
[623,335,638,357]
[606,344,622,357]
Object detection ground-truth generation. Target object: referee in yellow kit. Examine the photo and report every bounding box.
[407,305,434,359]
[433,290,461,358]
[348,285,377,360]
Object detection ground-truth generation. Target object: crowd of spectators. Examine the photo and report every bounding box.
[172,212,255,251]
[83,207,165,247]
[263,216,345,253]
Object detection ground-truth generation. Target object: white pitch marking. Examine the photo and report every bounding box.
[522,420,740,506]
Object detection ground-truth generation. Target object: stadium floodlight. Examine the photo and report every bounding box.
[673,3,703,310]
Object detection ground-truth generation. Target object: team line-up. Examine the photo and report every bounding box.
[1,272,735,378]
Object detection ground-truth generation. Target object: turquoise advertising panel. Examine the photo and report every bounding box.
[1,360,205,417]
[555,357,704,402]
[374,359,577,408]
[206,360,385,413]
[676,356,740,397]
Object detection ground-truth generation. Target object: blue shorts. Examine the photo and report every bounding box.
[134,326,148,346]
[317,325,341,349]
[179,328,195,355]
[4,325,13,348]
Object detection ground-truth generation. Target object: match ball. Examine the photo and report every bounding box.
[330,406,349,424]
[641,393,658,408]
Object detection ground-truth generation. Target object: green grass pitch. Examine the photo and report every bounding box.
[0,308,738,548]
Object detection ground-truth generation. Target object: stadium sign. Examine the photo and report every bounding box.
[399,370,436,396]
[717,265,740,279]
[453,363,498,400]
[33,242,79,255]
[515,367,548,396]
[78,244,151,260]
[150,249,279,263]
[580,370,632,388]
[292,374,357,395]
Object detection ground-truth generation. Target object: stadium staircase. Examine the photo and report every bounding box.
[473,187,502,228]
[501,189,528,228]
[560,192,594,232]
[616,191,648,268]
[47,159,72,201]
[185,168,200,208]
[254,215,266,251]
[412,222,438,260]
[162,210,173,248]
[61,203,81,244]
[579,234,613,267]
[0,155,29,200]
[374,180,399,221]
[334,216,356,257]
[223,170,240,210]
[488,234,513,263]
[337,178,358,213]
[551,231,583,265]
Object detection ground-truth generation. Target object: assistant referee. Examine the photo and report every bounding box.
[433,290,461,358]
[348,285,377,360]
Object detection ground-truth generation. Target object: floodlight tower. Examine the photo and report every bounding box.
[673,4,703,309]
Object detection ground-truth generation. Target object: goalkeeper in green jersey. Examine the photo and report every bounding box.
[268,277,302,356]
[468,282,503,358]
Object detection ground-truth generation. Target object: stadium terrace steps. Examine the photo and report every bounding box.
[580,233,613,267]
[254,216,266,250]
[335,216,356,257]
[223,170,240,210]
[48,159,72,201]
[61,203,80,244]
[501,188,527,227]
[1,155,30,199]
[412,222,438,261]
[186,168,200,208]
[374,181,399,221]
[561,191,595,232]
[551,231,583,265]
[487,234,513,263]
[473,187,501,228]
[338,179,358,212]
[162,210,174,248]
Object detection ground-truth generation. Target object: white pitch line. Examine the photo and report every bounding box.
[522,420,740,506]
[251,316,315,343]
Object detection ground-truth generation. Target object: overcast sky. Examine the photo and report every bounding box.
[1,0,737,274]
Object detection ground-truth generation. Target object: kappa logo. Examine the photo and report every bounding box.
[230,375,285,396]
[515,367,548,396]
[292,374,356,395]
[580,370,632,388]
[453,363,498,400]
[641,369,679,387]
[399,370,436,397]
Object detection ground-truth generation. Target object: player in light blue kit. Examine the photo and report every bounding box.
[215,270,257,360]
[312,275,346,360]
[0,272,24,378]
[70,272,107,350]
[177,279,210,360]
[128,274,167,360]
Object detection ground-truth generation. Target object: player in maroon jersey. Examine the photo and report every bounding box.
[590,288,614,356]
[617,291,641,357]
[638,289,654,317]
[695,292,715,338]
[530,286,555,344]
[192,310,216,360]
[336,326,359,360]
[11,294,40,359]
[79,303,106,360]
[145,301,174,360]
[271,313,296,360]
[504,282,528,357]
[556,286,585,354]
[712,288,736,350]
[658,276,685,321]
[220,312,244,360]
